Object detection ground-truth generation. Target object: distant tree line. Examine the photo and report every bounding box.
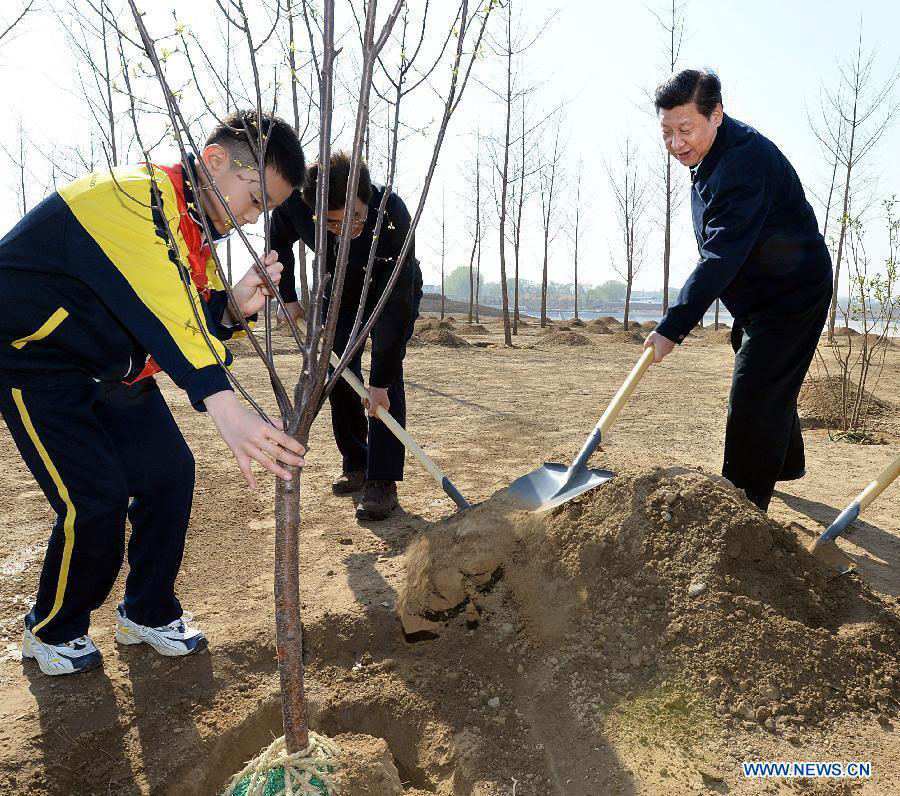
[441,265,679,308]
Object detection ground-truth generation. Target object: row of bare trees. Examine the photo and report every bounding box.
[0,0,496,759]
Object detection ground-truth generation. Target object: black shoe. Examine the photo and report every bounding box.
[777,467,806,482]
[332,470,366,495]
[355,479,399,521]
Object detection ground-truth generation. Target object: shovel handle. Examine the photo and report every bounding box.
[328,350,470,510]
[570,346,655,471]
[817,453,900,544]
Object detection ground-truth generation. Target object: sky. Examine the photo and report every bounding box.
[1,0,899,295]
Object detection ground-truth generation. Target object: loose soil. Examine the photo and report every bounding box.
[603,330,646,345]
[539,330,593,347]
[798,375,894,433]
[457,323,490,336]
[1,311,898,795]
[412,328,470,348]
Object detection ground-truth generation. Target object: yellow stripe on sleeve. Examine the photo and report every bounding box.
[11,307,69,350]
[11,389,77,640]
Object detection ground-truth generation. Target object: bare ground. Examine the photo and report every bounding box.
[0,315,898,795]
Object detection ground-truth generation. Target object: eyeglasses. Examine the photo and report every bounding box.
[326,206,368,234]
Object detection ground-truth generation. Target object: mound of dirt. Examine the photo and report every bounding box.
[416,328,470,348]
[415,318,454,333]
[540,330,593,347]
[603,330,645,345]
[570,318,586,328]
[600,316,619,324]
[399,469,900,736]
[640,320,659,331]
[458,323,490,335]
[591,324,612,335]
[704,327,734,344]
[798,375,892,428]
[539,323,571,334]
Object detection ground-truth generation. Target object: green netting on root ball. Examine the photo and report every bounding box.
[221,732,339,796]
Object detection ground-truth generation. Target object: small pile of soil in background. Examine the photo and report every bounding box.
[458,323,490,335]
[540,330,593,347]
[399,469,900,739]
[694,327,735,345]
[415,328,470,348]
[540,323,570,334]
[588,319,612,334]
[570,318,587,328]
[798,375,891,429]
[415,318,455,334]
[600,316,619,324]
[603,330,645,345]
[640,320,659,331]
[863,333,895,348]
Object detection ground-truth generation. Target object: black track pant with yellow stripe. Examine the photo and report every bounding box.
[0,378,194,644]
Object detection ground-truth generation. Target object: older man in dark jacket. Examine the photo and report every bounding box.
[645,69,832,511]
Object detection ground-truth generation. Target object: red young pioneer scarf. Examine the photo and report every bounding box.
[127,162,213,383]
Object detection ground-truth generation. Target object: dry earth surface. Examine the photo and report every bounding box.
[0,314,898,795]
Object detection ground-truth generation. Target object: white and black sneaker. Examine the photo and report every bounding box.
[114,603,208,657]
[22,628,103,676]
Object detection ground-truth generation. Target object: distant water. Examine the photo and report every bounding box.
[537,307,898,335]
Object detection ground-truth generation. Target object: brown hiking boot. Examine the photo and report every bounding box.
[355,480,399,521]
[332,469,366,495]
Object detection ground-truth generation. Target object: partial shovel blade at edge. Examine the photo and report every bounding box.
[507,461,615,512]
[808,539,857,578]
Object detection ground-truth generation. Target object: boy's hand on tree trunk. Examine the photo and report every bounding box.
[230,251,283,318]
[205,390,306,489]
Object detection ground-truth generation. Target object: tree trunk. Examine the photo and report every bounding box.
[467,237,475,323]
[540,229,549,327]
[497,7,513,347]
[475,233,481,324]
[297,243,311,312]
[714,298,720,330]
[827,87,859,343]
[663,154,671,313]
[828,160,854,342]
[274,449,309,752]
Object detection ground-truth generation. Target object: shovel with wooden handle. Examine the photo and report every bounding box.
[326,348,471,511]
[809,453,900,572]
[281,314,472,510]
[507,347,654,512]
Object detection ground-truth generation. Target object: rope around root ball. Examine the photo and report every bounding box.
[222,732,340,796]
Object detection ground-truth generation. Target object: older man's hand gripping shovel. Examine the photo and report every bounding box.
[508,347,655,512]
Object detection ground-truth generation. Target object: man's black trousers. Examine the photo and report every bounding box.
[0,378,194,644]
[327,294,420,482]
[724,292,830,511]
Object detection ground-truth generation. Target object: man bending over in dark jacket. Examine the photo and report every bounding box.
[271,153,423,520]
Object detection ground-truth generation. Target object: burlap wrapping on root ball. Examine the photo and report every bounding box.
[221,732,339,796]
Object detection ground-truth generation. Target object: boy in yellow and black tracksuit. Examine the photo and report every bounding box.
[0,111,306,675]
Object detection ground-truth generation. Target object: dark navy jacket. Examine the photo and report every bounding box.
[656,114,832,344]
[270,184,422,387]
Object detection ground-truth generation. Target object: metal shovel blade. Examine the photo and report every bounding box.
[507,461,615,512]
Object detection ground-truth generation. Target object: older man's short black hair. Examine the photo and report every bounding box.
[654,69,723,118]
